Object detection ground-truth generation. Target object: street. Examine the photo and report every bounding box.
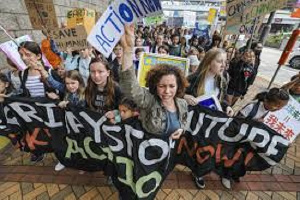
[258,47,299,86]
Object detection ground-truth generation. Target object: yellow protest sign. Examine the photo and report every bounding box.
[67,8,95,34]
[207,8,217,24]
[24,0,58,29]
[138,53,189,87]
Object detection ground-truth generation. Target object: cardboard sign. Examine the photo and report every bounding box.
[67,8,96,34]
[138,53,189,87]
[264,96,300,143]
[24,0,58,29]
[0,35,52,70]
[225,0,288,35]
[49,26,88,51]
[87,0,163,58]
[196,95,222,111]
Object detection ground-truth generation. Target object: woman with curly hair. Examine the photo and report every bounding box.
[119,24,189,139]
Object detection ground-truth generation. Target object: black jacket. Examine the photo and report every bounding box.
[227,60,256,95]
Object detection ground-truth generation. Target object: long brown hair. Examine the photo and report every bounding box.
[191,48,225,96]
[85,57,116,110]
[64,70,85,101]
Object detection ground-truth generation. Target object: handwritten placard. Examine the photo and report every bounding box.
[87,0,163,58]
[264,96,300,143]
[49,25,88,51]
[24,0,58,29]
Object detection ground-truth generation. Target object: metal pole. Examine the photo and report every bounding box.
[259,11,276,45]
[247,17,258,50]
[268,64,281,89]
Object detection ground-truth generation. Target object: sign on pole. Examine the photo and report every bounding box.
[67,8,96,34]
[48,26,88,51]
[264,97,300,143]
[24,0,58,29]
[87,0,163,58]
[225,0,288,35]
[138,53,189,87]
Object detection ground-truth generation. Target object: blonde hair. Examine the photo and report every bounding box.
[192,48,225,96]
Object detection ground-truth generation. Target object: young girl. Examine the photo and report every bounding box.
[18,41,60,162]
[184,48,234,190]
[0,73,14,101]
[0,73,21,147]
[39,69,86,108]
[38,70,86,171]
[85,57,122,117]
[238,87,290,121]
[105,97,139,124]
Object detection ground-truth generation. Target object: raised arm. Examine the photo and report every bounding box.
[120,24,135,71]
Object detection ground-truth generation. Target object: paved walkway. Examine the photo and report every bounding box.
[1,76,300,200]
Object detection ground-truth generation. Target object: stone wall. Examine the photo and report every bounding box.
[0,0,109,69]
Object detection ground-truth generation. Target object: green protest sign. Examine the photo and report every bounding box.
[225,0,288,35]
[144,15,164,26]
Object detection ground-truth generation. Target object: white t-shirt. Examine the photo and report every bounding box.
[204,76,220,97]
[239,100,269,120]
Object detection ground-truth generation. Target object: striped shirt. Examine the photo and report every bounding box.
[25,75,45,97]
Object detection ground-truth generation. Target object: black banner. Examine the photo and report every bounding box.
[0,97,290,200]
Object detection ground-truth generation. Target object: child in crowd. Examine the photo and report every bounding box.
[134,47,145,75]
[219,88,291,187]
[237,87,290,122]
[38,69,86,171]
[0,73,23,149]
[0,73,14,101]
[169,34,181,57]
[105,97,139,124]
[157,45,169,55]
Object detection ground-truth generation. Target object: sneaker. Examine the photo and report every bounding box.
[30,154,44,162]
[107,176,113,185]
[221,178,231,189]
[194,176,206,189]
[78,170,85,175]
[55,162,65,171]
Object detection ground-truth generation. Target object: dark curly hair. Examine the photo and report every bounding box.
[145,64,189,98]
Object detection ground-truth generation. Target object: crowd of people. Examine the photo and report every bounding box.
[0,22,300,191]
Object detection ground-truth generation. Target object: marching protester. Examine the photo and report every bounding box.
[37,69,86,171]
[169,34,181,57]
[119,24,189,139]
[151,34,164,53]
[17,41,62,162]
[85,57,122,116]
[237,88,289,121]
[226,49,256,106]
[184,48,234,189]
[109,43,123,83]
[157,45,170,55]
[105,97,139,124]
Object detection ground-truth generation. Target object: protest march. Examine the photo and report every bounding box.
[0,0,300,199]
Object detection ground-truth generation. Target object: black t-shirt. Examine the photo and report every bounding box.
[92,84,122,116]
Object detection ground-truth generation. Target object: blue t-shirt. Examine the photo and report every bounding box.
[164,110,180,138]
